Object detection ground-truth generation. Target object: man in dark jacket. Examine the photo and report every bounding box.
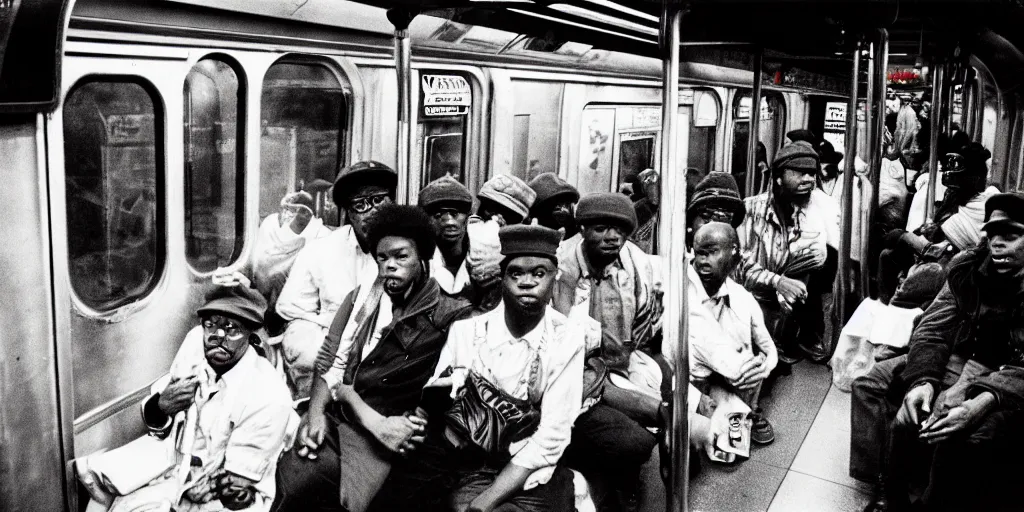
[877,192,1024,512]
[272,204,473,512]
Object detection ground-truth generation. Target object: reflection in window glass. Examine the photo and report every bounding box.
[421,119,465,184]
[185,58,243,272]
[260,60,348,226]
[63,81,163,310]
[618,135,656,186]
[732,92,785,197]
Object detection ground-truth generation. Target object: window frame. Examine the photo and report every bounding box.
[183,54,248,275]
[61,75,167,314]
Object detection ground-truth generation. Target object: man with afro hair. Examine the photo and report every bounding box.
[273,204,473,512]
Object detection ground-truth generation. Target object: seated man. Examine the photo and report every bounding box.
[422,224,583,512]
[872,193,1024,512]
[682,222,777,446]
[76,285,295,512]
[272,205,473,512]
[553,192,666,511]
[276,161,397,398]
[528,172,581,261]
[419,175,474,296]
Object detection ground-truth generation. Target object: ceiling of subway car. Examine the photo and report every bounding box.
[346,0,1024,85]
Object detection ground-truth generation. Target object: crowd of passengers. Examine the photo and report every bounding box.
[74,93,1024,511]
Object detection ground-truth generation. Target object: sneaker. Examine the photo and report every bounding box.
[750,409,775,445]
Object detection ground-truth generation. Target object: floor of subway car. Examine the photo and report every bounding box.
[680,361,871,512]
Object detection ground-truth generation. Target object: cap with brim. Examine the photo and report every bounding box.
[499,224,562,260]
[773,140,820,172]
[983,192,1024,232]
[332,161,398,206]
[478,174,536,219]
[786,129,818,144]
[196,285,267,327]
[419,175,473,211]
[687,173,746,228]
[528,172,580,211]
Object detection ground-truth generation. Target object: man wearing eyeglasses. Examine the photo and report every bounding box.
[277,161,397,399]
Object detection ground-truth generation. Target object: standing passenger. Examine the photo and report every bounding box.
[272,204,473,512]
[419,175,474,296]
[276,161,397,398]
[425,224,583,512]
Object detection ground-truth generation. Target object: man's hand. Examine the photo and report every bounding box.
[211,268,251,288]
[919,392,996,444]
[370,415,426,453]
[466,494,498,512]
[733,354,770,390]
[774,277,807,305]
[212,470,258,510]
[157,375,199,417]
[897,382,936,426]
[296,410,328,459]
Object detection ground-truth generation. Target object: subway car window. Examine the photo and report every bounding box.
[184,58,244,272]
[690,90,720,175]
[63,80,164,311]
[731,92,786,196]
[419,73,471,184]
[260,59,349,227]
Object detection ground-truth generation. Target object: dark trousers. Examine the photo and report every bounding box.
[272,417,348,512]
[849,355,907,482]
[563,404,657,511]
[885,409,1024,511]
[879,246,916,305]
[448,464,575,512]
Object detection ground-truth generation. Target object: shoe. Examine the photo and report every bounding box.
[749,409,775,445]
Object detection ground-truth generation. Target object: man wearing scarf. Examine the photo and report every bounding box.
[273,205,473,512]
[419,175,474,297]
[553,192,666,512]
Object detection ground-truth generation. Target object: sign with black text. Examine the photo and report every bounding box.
[422,75,471,117]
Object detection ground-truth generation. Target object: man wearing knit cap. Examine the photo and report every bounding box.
[686,172,747,248]
[528,172,582,263]
[554,192,666,511]
[737,141,839,365]
[419,175,474,296]
[277,160,397,398]
[421,223,582,512]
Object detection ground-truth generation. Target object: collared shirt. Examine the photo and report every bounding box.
[676,265,777,381]
[276,225,377,329]
[736,188,839,296]
[430,251,471,295]
[429,304,585,489]
[320,285,395,395]
[144,327,295,510]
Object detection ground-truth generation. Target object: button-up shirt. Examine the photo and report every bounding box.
[736,188,839,297]
[143,327,295,510]
[429,304,585,490]
[676,265,777,382]
[430,251,471,295]
[276,225,377,329]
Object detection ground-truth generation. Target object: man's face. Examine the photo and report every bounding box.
[201,314,253,370]
[343,184,393,242]
[428,206,469,245]
[502,256,557,314]
[582,223,627,261]
[886,96,901,115]
[280,204,313,234]
[692,227,738,290]
[376,236,422,297]
[986,224,1024,275]
[779,167,817,201]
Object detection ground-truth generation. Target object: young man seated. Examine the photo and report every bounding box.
[677,222,778,446]
[874,193,1024,512]
[76,285,296,512]
[272,205,473,512]
[421,223,583,512]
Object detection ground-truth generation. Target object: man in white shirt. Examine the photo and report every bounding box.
[77,285,295,512]
[276,161,396,398]
[424,223,583,512]
[418,175,473,296]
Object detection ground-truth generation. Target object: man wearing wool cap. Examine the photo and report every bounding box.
[419,175,474,296]
[528,172,582,261]
[553,192,667,510]
[737,140,840,366]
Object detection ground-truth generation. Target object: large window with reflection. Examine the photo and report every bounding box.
[419,72,472,185]
[63,79,164,311]
[260,59,349,226]
[731,91,787,196]
[184,57,244,272]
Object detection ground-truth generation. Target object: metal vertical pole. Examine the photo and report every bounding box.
[746,49,764,197]
[864,30,888,298]
[388,9,415,204]
[837,37,861,328]
[658,5,688,512]
[925,62,945,221]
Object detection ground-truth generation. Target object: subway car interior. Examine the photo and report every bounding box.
[2,0,1024,511]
